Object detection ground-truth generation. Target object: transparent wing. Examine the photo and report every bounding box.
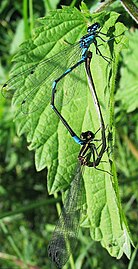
[1,42,82,114]
[48,164,85,268]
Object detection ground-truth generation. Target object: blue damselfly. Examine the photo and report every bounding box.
[2,22,115,145]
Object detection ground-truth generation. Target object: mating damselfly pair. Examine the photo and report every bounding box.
[2,21,121,268]
[47,51,109,269]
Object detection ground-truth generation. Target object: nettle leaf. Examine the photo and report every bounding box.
[84,165,132,259]
[116,30,138,113]
[4,7,132,258]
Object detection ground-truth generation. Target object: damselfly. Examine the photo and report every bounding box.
[2,22,114,145]
[47,128,108,269]
[47,52,110,269]
[79,51,107,170]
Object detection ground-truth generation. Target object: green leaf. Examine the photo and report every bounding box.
[4,7,132,259]
[84,165,132,259]
[116,30,138,112]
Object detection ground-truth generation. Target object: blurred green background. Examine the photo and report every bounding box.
[0,0,138,268]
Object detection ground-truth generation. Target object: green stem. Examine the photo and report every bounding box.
[120,0,138,24]
[109,52,121,200]
[68,254,76,269]
[23,0,30,39]
[54,192,62,216]
[70,0,78,8]
[94,0,115,12]
[0,221,24,262]
[29,0,34,35]
[128,246,138,269]
[0,197,61,219]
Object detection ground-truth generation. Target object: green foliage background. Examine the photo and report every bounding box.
[0,1,138,269]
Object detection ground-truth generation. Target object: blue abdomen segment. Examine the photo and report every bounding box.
[72,136,85,145]
[52,81,56,89]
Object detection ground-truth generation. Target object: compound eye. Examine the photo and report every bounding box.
[87,131,95,139]
[95,22,100,29]
[80,131,95,141]
[80,132,85,139]
[87,22,100,33]
[88,131,92,138]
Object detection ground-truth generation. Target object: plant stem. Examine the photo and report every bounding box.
[29,0,34,35]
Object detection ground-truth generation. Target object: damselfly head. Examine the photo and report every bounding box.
[80,131,95,141]
[87,22,100,33]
